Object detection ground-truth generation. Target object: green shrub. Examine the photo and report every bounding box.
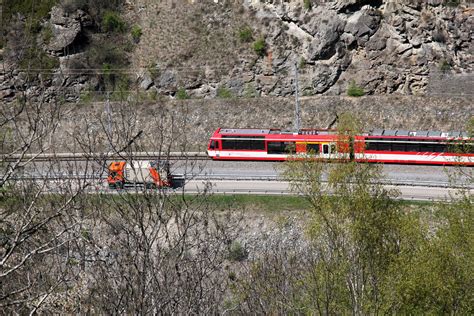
[439,60,451,73]
[299,57,306,69]
[347,80,365,97]
[238,26,253,43]
[304,0,312,10]
[176,88,189,99]
[102,11,126,33]
[131,25,142,43]
[227,241,248,262]
[444,0,460,7]
[216,86,232,99]
[19,46,59,78]
[253,39,266,57]
[41,24,53,44]
[61,0,87,13]
[244,83,257,98]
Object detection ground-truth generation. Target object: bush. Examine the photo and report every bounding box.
[227,241,248,262]
[216,86,232,99]
[102,11,126,33]
[347,80,365,97]
[253,39,266,57]
[238,26,253,43]
[176,88,189,99]
[304,0,312,10]
[41,24,54,44]
[439,60,451,73]
[299,57,306,69]
[19,46,59,78]
[61,0,87,13]
[444,0,460,7]
[131,25,142,43]
[432,30,447,43]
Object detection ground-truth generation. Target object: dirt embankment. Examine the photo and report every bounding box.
[51,95,473,152]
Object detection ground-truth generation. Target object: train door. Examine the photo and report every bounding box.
[321,143,336,160]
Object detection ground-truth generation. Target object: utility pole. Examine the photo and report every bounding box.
[294,61,300,133]
[106,91,112,153]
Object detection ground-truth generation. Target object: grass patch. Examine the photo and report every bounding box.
[347,80,365,97]
[131,25,142,43]
[205,194,312,213]
[216,86,233,98]
[253,39,266,57]
[176,87,189,99]
[238,26,253,43]
[102,11,126,33]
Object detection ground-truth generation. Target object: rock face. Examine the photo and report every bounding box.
[128,0,472,98]
[1,1,473,103]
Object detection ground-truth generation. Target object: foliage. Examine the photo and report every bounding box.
[444,0,460,7]
[102,10,126,33]
[1,0,58,47]
[253,39,266,57]
[216,86,233,98]
[131,25,142,43]
[439,59,451,73]
[347,80,365,97]
[176,87,189,99]
[244,83,258,98]
[299,57,306,69]
[432,29,447,43]
[304,0,312,10]
[19,45,59,77]
[227,241,248,262]
[41,24,54,45]
[86,41,128,90]
[238,26,253,43]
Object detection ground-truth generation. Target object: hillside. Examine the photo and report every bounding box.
[1,0,473,102]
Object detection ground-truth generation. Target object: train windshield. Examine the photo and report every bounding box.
[209,140,217,150]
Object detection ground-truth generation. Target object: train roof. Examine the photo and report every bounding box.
[218,128,337,136]
[219,128,271,135]
[368,129,469,138]
[215,128,470,139]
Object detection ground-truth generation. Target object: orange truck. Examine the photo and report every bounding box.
[107,160,175,189]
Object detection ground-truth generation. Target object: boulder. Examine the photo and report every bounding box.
[45,6,83,54]
[344,8,382,45]
[305,10,345,60]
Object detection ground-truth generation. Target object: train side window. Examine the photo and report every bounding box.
[420,144,434,152]
[307,144,320,154]
[366,141,378,151]
[268,142,295,154]
[433,144,447,152]
[378,142,391,151]
[323,144,329,154]
[406,143,419,152]
[392,142,406,152]
[330,144,336,153]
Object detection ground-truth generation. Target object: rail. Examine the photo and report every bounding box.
[1,152,210,162]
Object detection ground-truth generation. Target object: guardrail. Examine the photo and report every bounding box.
[4,172,473,189]
[1,152,209,162]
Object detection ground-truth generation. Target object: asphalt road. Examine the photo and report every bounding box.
[174,161,470,186]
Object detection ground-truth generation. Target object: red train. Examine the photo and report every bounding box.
[207,128,474,165]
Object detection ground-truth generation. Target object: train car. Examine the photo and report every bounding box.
[207,128,474,165]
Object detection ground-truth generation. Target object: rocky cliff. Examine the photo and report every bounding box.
[1,0,473,102]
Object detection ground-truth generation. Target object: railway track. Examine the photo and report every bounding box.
[1,152,210,162]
